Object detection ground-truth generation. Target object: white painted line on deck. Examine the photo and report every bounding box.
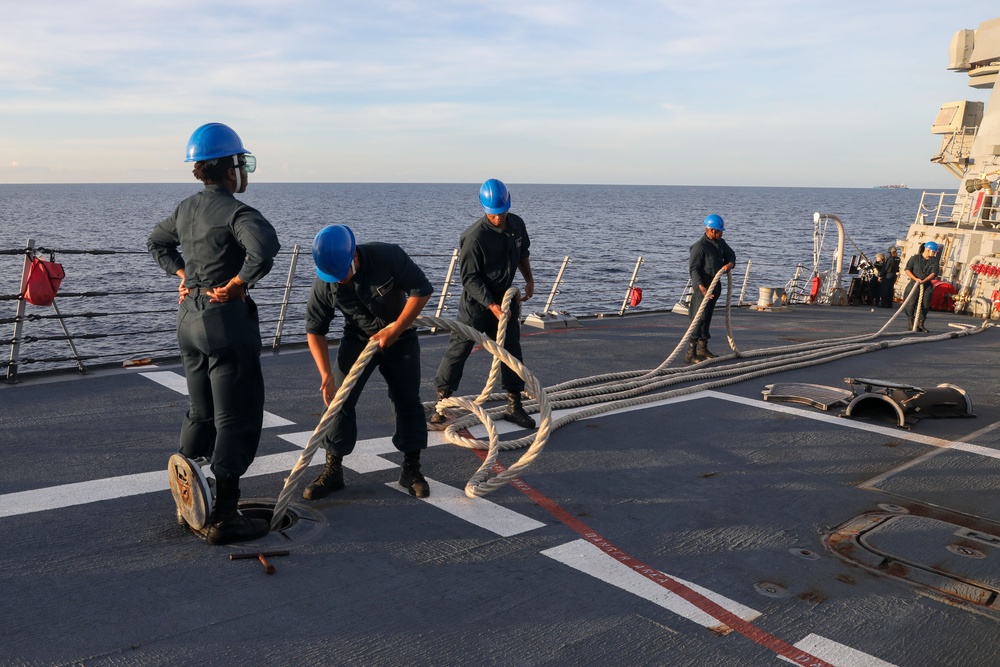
[385,479,546,537]
[703,390,1000,460]
[0,430,508,520]
[779,633,899,667]
[140,370,294,428]
[0,470,167,518]
[0,449,312,518]
[278,431,451,473]
[541,538,760,629]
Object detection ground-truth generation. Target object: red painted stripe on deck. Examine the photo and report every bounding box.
[475,451,834,667]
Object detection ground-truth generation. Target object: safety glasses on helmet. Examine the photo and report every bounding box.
[239,155,257,173]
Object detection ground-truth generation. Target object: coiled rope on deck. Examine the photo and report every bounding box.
[432,271,991,458]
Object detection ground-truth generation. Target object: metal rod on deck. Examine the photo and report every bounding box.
[50,300,87,374]
[736,260,751,307]
[6,239,34,384]
[543,256,571,313]
[618,256,644,317]
[432,248,459,332]
[272,244,300,350]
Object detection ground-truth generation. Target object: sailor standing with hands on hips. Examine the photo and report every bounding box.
[148,122,280,546]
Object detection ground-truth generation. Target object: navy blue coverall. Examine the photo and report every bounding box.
[147,184,281,481]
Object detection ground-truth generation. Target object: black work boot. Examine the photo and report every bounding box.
[684,340,700,364]
[916,320,929,333]
[399,451,430,498]
[428,389,452,430]
[303,451,345,500]
[696,340,716,359]
[205,477,269,546]
[503,392,536,429]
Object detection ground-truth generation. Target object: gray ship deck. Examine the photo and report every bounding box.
[3,305,999,666]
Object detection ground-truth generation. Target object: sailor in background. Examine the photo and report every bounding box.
[869,253,886,305]
[303,224,433,499]
[879,246,902,308]
[686,214,736,363]
[148,122,280,545]
[903,241,940,332]
[430,178,536,430]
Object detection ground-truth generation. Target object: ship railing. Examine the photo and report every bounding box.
[3,242,775,382]
[915,191,996,230]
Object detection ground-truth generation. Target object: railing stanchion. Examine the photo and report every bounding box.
[272,243,300,351]
[432,248,459,332]
[543,255,571,314]
[737,259,752,307]
[6,239,34,384]
[619,256,644,317]
[50,299,87,374]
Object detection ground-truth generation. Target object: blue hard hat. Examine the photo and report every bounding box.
[703,214,725,231]
[924,241,939,253]
[185,123,251,162]
[313,225,357,283]
[479,178,511,214]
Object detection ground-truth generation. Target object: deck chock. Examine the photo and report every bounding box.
[523,311,580,329]
[762,377,974,428]
[167,454,214,531]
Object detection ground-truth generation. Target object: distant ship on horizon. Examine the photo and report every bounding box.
[873,183,908,189]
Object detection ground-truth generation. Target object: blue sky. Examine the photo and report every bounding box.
[1,1,998,187]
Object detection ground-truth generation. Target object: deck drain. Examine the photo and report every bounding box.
[190,498,327,547]
[789,548,820,561]
[753,581,789,598]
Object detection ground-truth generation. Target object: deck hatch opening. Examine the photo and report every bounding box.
[239,500,299,532]
[188,498,327,547]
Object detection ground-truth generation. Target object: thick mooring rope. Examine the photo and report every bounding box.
[270,301,552,528]
[431,273,990,462]
[272,272,991,529]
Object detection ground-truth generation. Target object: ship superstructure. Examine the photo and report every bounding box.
[907,17,1000,316]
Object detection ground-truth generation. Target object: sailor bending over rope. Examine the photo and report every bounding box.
[303,224,434,499]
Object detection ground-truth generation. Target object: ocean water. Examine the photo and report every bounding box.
[0,183,924,373]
